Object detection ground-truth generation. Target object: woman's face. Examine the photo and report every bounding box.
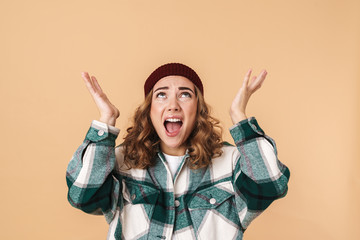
[150,75,197,156]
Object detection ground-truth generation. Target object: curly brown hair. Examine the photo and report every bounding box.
[122,86,223,169]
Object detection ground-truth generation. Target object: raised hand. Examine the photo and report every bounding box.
[230,69,267,124]
[81,72,120,126]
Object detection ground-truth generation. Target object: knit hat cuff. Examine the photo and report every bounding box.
[144,63,203,96]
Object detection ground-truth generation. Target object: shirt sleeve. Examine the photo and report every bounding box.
[230,117,290,230]
[66,120,122,223]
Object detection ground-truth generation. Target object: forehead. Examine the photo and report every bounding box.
[153,75,195,90]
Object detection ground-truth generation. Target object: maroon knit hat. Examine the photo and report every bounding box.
[144,63,204,96]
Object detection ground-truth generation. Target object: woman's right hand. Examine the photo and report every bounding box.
[81,72,120,126]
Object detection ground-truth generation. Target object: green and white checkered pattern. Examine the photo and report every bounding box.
[66,117,290,240]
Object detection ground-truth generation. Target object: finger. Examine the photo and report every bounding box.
[81,72,91,81]
[91,76,104,93]
[249,70,267,92]
[234,68,253,100]
[242,68,252,87]
[256,71,266,88]
[81,72,96,94]
[81,72,90,83]
[252,79,264,92]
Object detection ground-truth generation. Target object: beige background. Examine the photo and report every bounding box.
[1,0,359,239]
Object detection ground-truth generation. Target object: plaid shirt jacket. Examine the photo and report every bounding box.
[66,117,290,240]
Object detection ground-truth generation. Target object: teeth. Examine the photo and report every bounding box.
[166,118,181,122]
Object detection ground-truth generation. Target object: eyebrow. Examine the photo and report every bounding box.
[154,86,195,94]
[154,86,169,93]
[178,87,195,93]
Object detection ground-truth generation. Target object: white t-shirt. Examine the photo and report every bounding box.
[163,153,185,179]
[163,153,185,239]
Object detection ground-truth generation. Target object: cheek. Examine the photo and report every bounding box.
[150,104,161,126]
[191,102,198,117]
[149,105,155,122]
[187,105,198,127]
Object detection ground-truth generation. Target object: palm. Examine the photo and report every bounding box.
[82,72,119,126]
[230,69,267,124]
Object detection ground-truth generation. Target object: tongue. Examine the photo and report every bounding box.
[165,122,182,133]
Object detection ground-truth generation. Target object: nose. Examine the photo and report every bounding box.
[167,95,180,112]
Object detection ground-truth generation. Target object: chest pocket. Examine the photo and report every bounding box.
[188,181,239,240]
[122,180,159,205]
[188,181,234,209]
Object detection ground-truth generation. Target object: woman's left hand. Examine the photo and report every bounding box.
[230,68,267,124]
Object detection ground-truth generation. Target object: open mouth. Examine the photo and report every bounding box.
[164,118,183,135]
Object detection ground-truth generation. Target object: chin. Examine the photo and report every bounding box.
[160,137,187,152]
[163,141,184,149]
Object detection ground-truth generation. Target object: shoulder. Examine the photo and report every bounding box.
[209,142,240,180]
[115,144,125,165]
[217,142,240,161]
[114,144,149,181]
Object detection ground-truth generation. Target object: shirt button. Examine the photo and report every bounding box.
[131,194,136,201]
[174,200,180,207]
[209,198,216,204]
[98,130,105,136]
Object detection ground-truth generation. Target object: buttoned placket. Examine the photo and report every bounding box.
[157,152,189,240]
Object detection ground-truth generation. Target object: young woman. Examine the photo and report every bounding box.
[66,63,290,240]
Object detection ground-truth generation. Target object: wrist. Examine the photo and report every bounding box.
[230,112,247,125]
[99,116,117,127]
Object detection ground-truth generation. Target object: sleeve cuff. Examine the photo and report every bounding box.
[229,117,265,145]
[84,120,120,146]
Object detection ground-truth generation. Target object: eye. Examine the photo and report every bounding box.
[179,92,192,98]
[156,92,166,98]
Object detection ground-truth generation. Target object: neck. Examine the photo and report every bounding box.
[160,143,186,156]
